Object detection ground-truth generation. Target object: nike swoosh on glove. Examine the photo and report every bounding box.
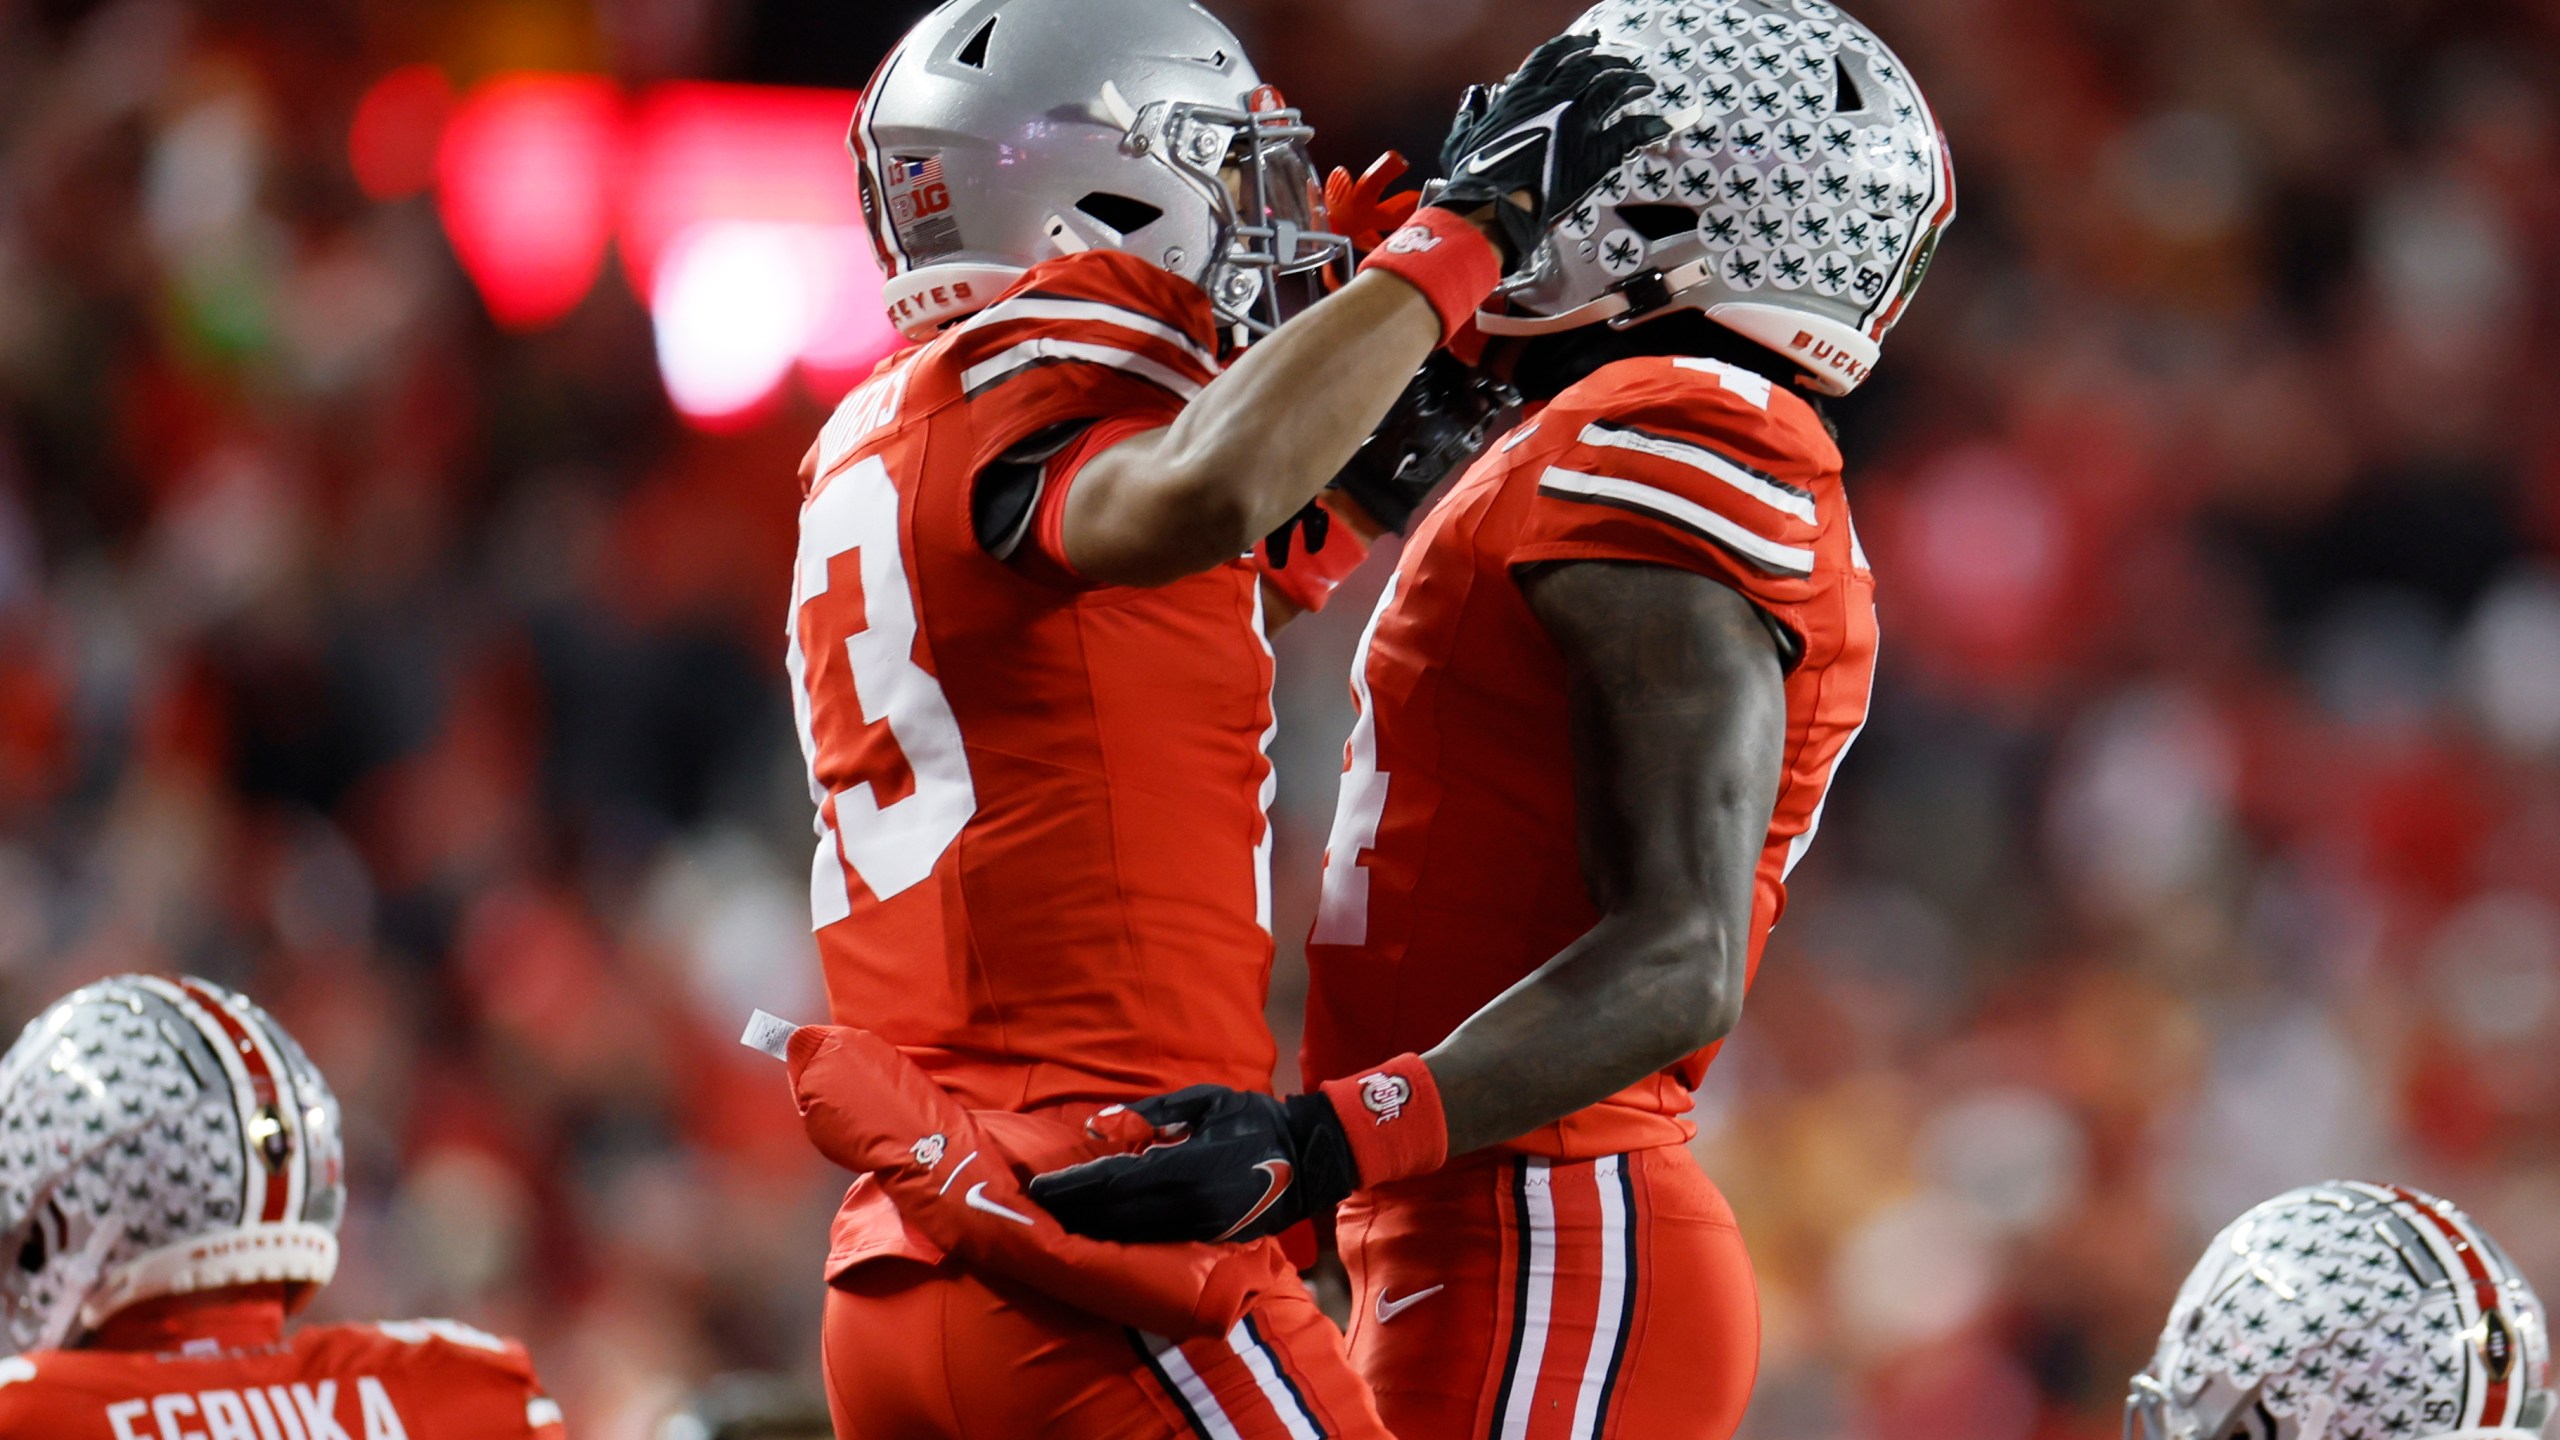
[781,1024,1276,1338]
[1029,1085,1358,1246]
[1433,31,1671,267]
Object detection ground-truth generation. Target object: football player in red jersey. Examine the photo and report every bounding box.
[0,976,563,1439]
[1033,3,1956,1436]
[786,1,1665,1436]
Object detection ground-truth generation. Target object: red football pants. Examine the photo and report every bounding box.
[823,1258,1391,1439]
[1335,1146,1759,1440]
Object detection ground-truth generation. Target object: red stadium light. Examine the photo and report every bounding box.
[407,73,890,422]
[620,83,892,423]
[434,74,624,332]
[348,64,453,200]
[620,83,863,295]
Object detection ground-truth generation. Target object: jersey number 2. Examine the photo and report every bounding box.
[789,454,976,922]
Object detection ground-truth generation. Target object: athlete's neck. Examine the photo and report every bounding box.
[1497,310,1812,408]
[85,1284,290,1353]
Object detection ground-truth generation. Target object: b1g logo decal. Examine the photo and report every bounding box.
[885,154,963,262]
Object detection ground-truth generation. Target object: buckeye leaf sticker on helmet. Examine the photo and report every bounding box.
[1477,0,1955,396]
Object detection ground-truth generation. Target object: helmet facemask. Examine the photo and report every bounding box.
[1117,88,1351,336]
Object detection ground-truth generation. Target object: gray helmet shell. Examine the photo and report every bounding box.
[853,0,1347,339]
[2128,1182,2553,1440]
[1480,0,1954,396]
[0,976,345,1354]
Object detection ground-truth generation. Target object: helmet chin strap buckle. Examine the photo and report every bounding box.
[1605,268,1675,326]
[1602,256,1716,330]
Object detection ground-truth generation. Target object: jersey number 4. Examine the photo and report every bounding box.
[789,454,976,922]
[1312,576,1397,946]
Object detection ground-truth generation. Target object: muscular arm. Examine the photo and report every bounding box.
[1421,560,1787,1157]
[1059,268,1453,587]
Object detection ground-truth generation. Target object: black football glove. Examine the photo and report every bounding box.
[1028,1085,1357,1245]
[1261,499,1332,569]
[1433,31,1672,267]
[1329,352,1523,534]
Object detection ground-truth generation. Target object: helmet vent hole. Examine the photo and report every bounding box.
[1616,204,1696,243]
[17,1199,61,1273]
[1075,192,1165,236]
[1832,55,1865,115]
[954,16,996,70]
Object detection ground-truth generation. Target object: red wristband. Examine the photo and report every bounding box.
[1357,208,1503,346]
[1317,1053,1448,1189]
[1253,500,1371,614]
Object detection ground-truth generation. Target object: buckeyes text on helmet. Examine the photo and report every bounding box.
[0,976,346,1356]
[849,0,1353,342]
[1479,0,1954,396]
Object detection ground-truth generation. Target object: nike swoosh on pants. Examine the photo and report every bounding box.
[1374,1284,1445,1323]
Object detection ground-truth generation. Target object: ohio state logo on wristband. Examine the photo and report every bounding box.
[1379,224,1443,256]
[1358,207,1501,343]
[1359,1072,1412,1123]
[911,1132,947,1168]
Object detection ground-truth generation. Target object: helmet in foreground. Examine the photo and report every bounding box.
[851,0,1351,340]
[2129,1182,2553,1440]
[1478,0,1953,395]
[0,976,344,1355]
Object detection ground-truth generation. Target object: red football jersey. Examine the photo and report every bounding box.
[0,1321,562,1439]
[1301,355,1879,1159]
[788,249,1279,1116]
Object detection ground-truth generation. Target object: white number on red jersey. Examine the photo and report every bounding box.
[788,454,976,921]
[1312,576,1398,946]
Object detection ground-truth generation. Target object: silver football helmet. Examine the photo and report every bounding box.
[1477,0,1954,396]
[2129,1182,2553,1440]
[851,0,1352,341]
[0,976,345,1355]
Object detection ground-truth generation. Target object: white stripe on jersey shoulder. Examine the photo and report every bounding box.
[959,336,1207,402]
[1673,356,1773,409]
[527,1397,565,1429]
[374,1318,510,1353]
[1575,422,1818,525]
[1500,422,1542,453]
[1540,467,1817,577]
[963,295,1221,373]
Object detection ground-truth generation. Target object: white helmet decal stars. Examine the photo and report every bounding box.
[2135,1183,2554,1440]
[0,977,345,1356]
[1490,0,1952,394]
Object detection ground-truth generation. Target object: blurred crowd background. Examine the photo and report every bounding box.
[2,0,2557,1436]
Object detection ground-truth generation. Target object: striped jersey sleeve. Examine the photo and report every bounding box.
[1510,357,1839,616]
[935,249,1224,475]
